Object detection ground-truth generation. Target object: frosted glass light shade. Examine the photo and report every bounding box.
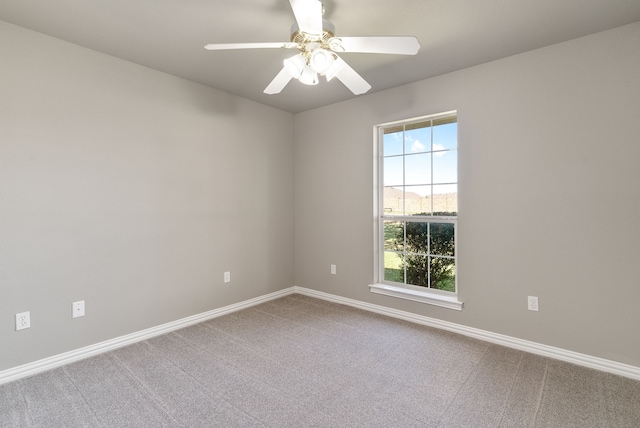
[283,54,306,79]
[299,66,319,85]
[324,57,345,81]
[309,49,334,74]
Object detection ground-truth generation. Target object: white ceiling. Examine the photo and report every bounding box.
[2,0,640,113]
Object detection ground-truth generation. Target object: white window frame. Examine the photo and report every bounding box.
[369,111,463,311]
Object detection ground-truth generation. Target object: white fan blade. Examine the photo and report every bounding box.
[205,42,297,50]
[332,58,371,95]
[289,0,323,35]
[330,36,420,55]
[264,67,293,94]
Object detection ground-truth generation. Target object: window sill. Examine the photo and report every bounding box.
[369,283,463,311]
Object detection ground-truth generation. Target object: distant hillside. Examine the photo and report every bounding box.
[384,187,457,214]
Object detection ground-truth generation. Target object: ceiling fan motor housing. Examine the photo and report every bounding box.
[290,19,335,46]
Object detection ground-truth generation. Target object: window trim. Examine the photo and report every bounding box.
[370,111,463,311]
[369,282,463,310]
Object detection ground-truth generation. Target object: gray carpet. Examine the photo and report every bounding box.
[1,294,639,427]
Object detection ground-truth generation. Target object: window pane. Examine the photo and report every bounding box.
[430,257,455,292]
[404,186,431,216]
[383,156,403,186]
[405,153,431,185]
[433,120,457,150]
[383,131,403,156]
[384,251,404,283]
[432,184,457,215]
[405,123,431,154]
[430,223,455,256]
[405,222,429,255]
[432,149,457,184]
[383,187,404,215]
[383,221,404,251]
[405,254,429,287]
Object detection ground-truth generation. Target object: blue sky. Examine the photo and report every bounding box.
[383,122,457,197]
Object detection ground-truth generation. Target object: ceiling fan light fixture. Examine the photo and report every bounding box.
[283,54,306,79]
[309,49,334,74]
[205,0,420,95]
[299,66,319,85]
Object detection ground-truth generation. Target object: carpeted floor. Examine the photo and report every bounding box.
[1,294,639,427]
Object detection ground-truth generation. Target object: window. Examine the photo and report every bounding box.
[370,111,462,310]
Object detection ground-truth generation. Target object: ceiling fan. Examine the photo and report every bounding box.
[204,0,420,95]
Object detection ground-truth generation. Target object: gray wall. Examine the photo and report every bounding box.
[2,18,639,374]
[0,21,294,371]
[294,22,640,367]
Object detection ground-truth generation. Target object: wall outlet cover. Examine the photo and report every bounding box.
[16,312,31,331]
[72,301,85,318]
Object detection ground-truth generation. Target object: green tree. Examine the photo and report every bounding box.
[393,213,455,291]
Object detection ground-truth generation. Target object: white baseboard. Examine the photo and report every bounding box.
[3,285,638,385]
[0,287,295,385]
[293,286,640,381]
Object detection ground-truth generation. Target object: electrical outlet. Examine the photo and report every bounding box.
[224,271,231,283]
[330,264,336,275]
[15,312,30,331]
[72,300,85,318]
[527,296,539,312]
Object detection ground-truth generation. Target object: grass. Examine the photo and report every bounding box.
[384,267,404,283]
[384,252,455,292]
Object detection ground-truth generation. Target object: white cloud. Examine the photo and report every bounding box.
[408,140,449,155]
[410,140,426,153]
